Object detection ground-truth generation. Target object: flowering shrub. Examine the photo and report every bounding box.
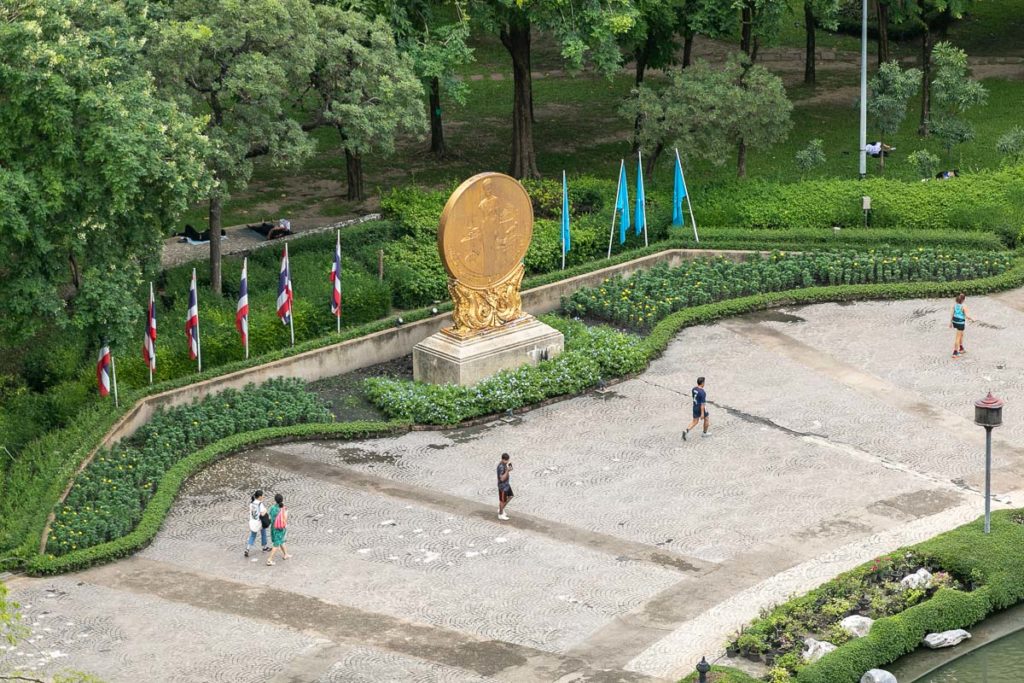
[565,249,1013,331]
[47,378,330,555]
[364,316,646,424]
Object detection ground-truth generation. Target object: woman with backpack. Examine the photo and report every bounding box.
[266,493,292,566]
[950,292,976,359]
[245,490,271,558]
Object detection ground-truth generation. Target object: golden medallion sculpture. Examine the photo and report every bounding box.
[438,172,534,339]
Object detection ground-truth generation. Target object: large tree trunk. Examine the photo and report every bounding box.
[344,147,364,200]
[428,76,446,157]
[741,3,754,59]
[208,194,222,295]
[683,32,694,68]
[876,0,890,67]
[500,13,540,179]
[804,1,816,84]
[645,142,663,178]
[918,24,933,136]
[737,140,747,177]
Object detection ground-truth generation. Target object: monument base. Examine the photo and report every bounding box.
[413,316,564,386]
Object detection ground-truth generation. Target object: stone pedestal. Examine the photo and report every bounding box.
[413,316,564,386]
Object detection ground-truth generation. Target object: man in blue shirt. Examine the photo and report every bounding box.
[682,376,710,440]
[497,452,514,520]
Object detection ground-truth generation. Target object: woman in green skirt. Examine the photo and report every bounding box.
[266,493,292,566]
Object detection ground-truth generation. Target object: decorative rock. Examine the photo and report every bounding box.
[802,637,837,662]
[900,568,933,590]
[861,669,897,683]
[841,615,875,638]
[922,629,971,649]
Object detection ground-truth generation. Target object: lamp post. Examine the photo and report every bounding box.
[696,656,711,683]
[859,0,868,179]
[974,392,1004,534]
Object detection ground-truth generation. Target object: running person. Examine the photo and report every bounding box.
[497,453,514,520]
[682,376,710,440]
[950,293,975,359]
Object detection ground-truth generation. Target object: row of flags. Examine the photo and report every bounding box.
[96,232,345,400]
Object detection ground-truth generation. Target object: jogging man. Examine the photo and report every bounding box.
[497,453,514,520]
[683,376,710,440]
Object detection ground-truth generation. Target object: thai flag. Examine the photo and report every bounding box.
[330,233,342,318]
[97,344,111,397]
[143,285,156,372]
[236,258,249,347]
[277,244,293,325]
[185,270,200,360]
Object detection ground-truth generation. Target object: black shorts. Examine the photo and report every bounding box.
[692,408,709,420]
[499,487,514,503]
[952,321,965,331]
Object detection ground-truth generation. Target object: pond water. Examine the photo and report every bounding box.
[915,628,1024,682]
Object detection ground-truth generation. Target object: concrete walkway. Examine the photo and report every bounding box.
[3,293,1022,682]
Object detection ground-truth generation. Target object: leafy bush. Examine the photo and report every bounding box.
[685,226,1006,251]
[566,249,1012,330]
[679,665,762,683]
[795,139,826,174]
[364,316,646,425]
[907,150,941,180]
[46,378,331,555]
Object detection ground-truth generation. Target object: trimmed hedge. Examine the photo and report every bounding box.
[793,510,1024,683]
[684,226,1007,252]
[679,666,762,683]
[26,420,409,575]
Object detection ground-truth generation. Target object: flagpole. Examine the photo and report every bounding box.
[677,148,699,243]
[639,151,648,248]
[194,268,202,373]
[287,243,295,347]
[111,353,120,409]
[561,171,567,270]
[148,282,154,385]
[243,258,249,360]
[607,159,623,259]
[336,231,341,335]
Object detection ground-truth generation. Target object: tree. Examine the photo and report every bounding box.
[309,6,427,200]
[0,0,210,348]
[929,42,987,162]
[802,0,840,84]
[996,126,1024,165]
[907,149,940,178]
[624,54,792,177]
[474,0,638,178]
[795,139,826,175]
[677,0,734,68]
[874,0,912,67]
[149,0,318,295]
[621,0,684,150]
[911,0,974,136]
[365,0,474,157]
[734,0,787,63]
[868,60,921,173]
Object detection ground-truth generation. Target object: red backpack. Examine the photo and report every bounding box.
[273,506,288,530]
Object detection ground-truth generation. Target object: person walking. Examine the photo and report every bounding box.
[497,453,514,521]
[950,293,975,359]
[682,376,710,440]
[244,489,271,557]
[266,493,292,566]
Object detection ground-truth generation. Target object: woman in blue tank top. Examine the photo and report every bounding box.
[950,293,974,358]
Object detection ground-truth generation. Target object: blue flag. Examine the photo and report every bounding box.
[634,160,646,236]
[561,171,571,256]
[672,152,687,226]
[615,161,630,243]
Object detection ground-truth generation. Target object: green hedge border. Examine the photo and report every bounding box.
[678,664,762,682]
[11,249,1024,574]
[24,420,410,575]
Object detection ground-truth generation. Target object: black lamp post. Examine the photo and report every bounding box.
[974,392,1004,534]
[696,656,711,683]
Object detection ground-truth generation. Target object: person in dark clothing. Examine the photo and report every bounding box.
[497,453,514,520]
[682,376,710,440]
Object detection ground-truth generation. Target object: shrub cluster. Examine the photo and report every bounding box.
[364,316,647,425]
[565,249,1013,330]
[46,378,331,556]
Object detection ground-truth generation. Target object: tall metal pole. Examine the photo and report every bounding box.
[859,0,868,178]
[984,426,993,533]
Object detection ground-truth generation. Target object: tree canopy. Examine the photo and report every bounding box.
[869,60,922,172]
[0,0,210,348]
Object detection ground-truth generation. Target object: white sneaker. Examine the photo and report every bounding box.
[498,513,510,521]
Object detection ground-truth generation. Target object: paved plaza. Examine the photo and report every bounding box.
[3,290,1024,682]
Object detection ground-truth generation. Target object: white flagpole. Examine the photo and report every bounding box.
[243,258,249,360]
[561,171,567,271]
[287,243,295,347]
[111,353,120,409]
[677,148,699,243]
[194,268,202,373]
[607,159,623,259]
[639,150,648,247]
[148,281,154,385]
[336,231,341,335]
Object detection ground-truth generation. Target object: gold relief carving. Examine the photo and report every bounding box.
[437,173,534,338]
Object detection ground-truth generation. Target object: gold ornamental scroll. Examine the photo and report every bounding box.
[438,172,534,339]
